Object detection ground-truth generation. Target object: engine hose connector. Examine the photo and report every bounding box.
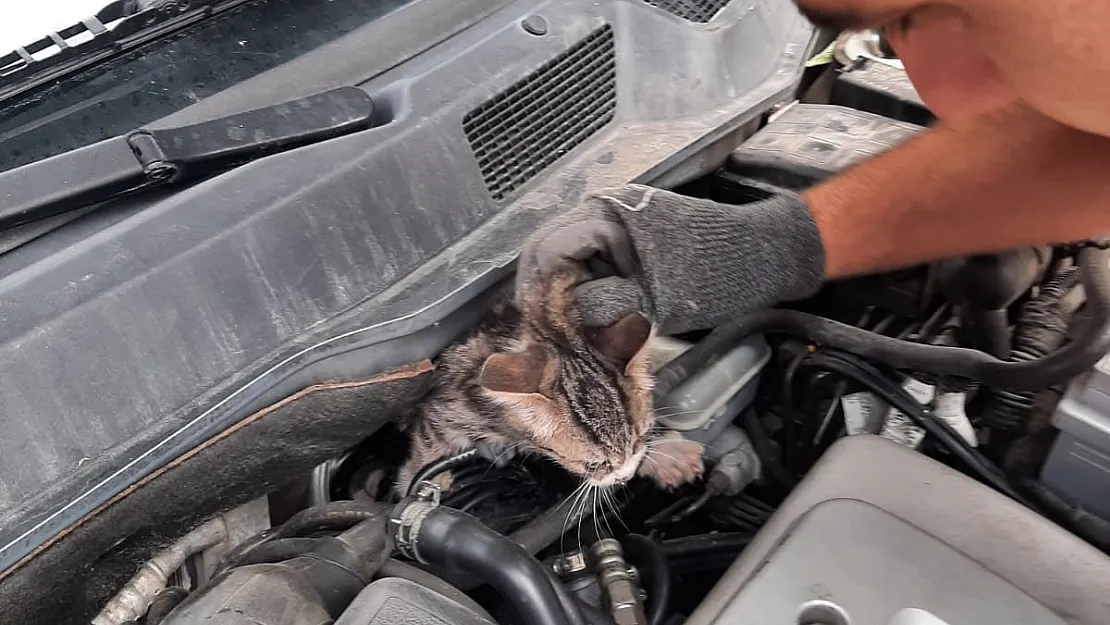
[389,490,585,625]
[590,539,647,625]
[389,482,441,562]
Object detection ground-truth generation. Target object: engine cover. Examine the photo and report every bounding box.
[685,435,1110,625]
[336,578,494,625]
[712,499,1065,624]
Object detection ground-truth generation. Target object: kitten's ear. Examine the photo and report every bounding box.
[589,312,652,367]
[479,345,548,394]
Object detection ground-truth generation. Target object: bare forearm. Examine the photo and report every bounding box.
[803,104,1110,279]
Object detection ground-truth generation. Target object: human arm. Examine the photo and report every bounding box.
[808,103,1110,279]
[515,104,1110,333]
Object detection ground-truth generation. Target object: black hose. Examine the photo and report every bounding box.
[654,247,1110,397]
[1021,481,1110,553]
[706,494,776,534]
[227,537,322,568]
[210,527,276,578]
[544,567,592,625]
[402,504,584,625]
[510,499,593,555]
[620,535,671,625]
[377,558,495,622]
[212,501,384,578]
[272,500,382,539]
[145,586,189,625]
[741,410,796,491]
[984,267,1082,436]
[659,532,753,558]
[660,533,753,576]
[966,308,1011,358]
[408,449,483,496]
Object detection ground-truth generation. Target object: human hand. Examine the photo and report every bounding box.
[515,184,827,335]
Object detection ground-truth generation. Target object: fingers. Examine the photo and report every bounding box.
[528,215,635,275]
[513,184,655,324]
[514,208,637,307]
[572,277,646,327]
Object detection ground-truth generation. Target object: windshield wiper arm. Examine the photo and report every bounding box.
[0,86,374,234]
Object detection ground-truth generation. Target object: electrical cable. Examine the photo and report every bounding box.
[653,247,1110,398]
[798,350,1030,505]
[407,449,484,497]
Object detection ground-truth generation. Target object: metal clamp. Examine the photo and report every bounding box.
[388,482,442,562]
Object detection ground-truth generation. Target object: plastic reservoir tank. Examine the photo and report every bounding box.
[650,333,772,449]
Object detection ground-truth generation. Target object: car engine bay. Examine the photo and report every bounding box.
[2,3,1110,624]
[89,100,1110,625]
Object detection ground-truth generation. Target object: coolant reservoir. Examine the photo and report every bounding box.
[650,334,771,446]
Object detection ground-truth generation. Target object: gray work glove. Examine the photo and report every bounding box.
[515,184,827,335]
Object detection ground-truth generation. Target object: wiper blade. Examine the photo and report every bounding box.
[0,0,253,104]
[0,86,374,234]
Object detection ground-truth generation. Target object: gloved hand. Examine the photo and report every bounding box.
[515,183,827,335]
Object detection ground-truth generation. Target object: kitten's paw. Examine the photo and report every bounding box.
[475,440,517,468]
[638,434,704,489]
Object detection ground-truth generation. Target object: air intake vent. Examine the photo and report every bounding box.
[464,25,616,202]
[643,0,731,23]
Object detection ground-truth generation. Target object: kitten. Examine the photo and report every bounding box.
[395,271,703,495]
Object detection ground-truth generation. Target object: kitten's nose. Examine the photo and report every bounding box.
[602,448,647,485]
[611,458,638,482]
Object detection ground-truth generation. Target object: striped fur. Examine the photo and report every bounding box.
[396,271,702,494]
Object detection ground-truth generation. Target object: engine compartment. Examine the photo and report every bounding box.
[85,94,1110,625]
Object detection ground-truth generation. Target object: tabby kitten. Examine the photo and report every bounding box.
[395,271,703,494]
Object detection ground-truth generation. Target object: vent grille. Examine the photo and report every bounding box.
[643,0,731,23]
[464,25,616,202]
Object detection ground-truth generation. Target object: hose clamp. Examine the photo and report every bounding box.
[389,482,441,563]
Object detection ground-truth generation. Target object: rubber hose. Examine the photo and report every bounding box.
[209,528,275,579]
[272,500,381,539]
[225,537,322,568]
[211,501,385,578]
[706,495,776,534]
[985,267,1082,435]
[544,567,592,625]
[659,533,753,558]
[620,535,671,625]
[411,505,583,625]
[377,558,495,622]
[966,308,1011,359]
[653,247,1110,397]
[741,410,796,491]
[1022,481,1110,552]
[509,498,592,555]
[144,587,189,625]
[661,533,753,577]
[407,449,483,496]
